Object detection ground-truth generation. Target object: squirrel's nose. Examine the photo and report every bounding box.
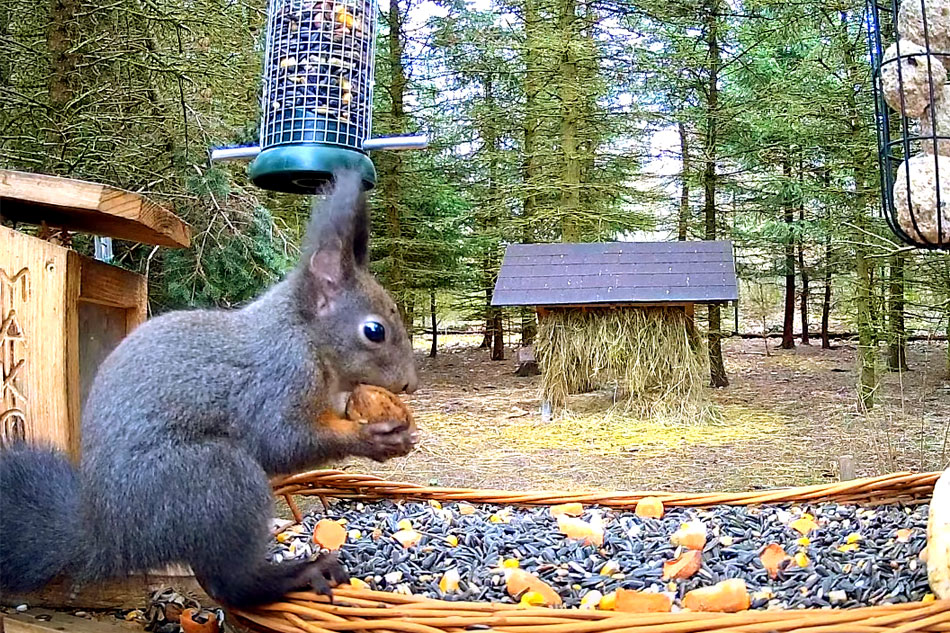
[402,370,419,394]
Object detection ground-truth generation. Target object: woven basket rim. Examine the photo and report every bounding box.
[243,469,946,633]
[271,469,941,510]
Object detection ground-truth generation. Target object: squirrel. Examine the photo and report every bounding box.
[0,170,419,607]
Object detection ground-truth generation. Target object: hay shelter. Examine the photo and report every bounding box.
[492,241,738,417]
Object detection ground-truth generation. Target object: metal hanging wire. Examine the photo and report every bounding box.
[867,0,950,249]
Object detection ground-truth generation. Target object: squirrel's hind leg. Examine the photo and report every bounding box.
[172,444,347,607]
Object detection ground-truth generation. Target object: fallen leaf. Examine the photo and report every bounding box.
[662,550,702,580]
[635,497,664,519]
[505,569,562,606]
[520,591,546,606]
[615,589,672,613]
[683,579,751,613]
[550,502,584,518]
[445,534,459,547]
[896,528,913,543]
[312,519,347,550]
[759,543,790,579]
[671,520,707,550]
[457,502,476,515]
[350,578,370,589]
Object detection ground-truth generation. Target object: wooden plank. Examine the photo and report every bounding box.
[4,609,134,633]
[0,568,212,611]
[77,303,128,413]
[78,256,146,310]
[0,170,191,248]
[0,226,71,455]
[64,253,81,462]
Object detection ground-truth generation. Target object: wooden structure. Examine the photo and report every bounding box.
[0,170,190,460]
[492,240,739,315]
[492,241,739,407]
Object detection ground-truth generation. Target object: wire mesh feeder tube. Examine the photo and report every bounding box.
[248,0,378,193]
[867,0,950,249]
[227,469,950,633]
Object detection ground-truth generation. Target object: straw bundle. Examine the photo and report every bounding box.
[535,307,709,417]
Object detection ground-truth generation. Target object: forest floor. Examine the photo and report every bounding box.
[338,336,950,493]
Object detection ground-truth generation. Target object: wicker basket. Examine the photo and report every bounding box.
[232,470,950,632]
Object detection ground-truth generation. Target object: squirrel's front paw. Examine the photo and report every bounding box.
[358,419,418,461]
[293,552,349,598]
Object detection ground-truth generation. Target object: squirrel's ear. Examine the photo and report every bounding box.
[307,237,344,314]
[303,170,369,273]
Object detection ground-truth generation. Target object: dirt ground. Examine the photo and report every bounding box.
[336,335,950,493]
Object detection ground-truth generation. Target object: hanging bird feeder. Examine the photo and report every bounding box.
[867,0,950,249]
[210,0,425,193]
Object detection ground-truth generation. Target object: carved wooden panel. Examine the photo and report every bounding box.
[0,225,71,453]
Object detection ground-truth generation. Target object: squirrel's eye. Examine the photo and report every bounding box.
[362,320,386,344]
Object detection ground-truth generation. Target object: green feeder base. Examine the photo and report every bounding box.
[248,144,377,194]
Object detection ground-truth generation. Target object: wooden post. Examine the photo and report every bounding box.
[838,455,855,481]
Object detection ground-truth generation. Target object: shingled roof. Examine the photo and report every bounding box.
[491,241,738,307]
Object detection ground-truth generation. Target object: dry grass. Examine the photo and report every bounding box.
[334,337,950,493]
[536,308,713,421]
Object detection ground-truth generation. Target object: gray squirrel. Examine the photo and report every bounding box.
[0,170,419,607]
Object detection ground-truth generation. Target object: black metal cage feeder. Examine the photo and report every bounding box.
[210,0,425,193]
[867,0,950,249]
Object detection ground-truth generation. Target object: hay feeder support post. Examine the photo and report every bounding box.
[210,0,426,193]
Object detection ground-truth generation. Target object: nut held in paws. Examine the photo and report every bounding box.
[345,384,415,430]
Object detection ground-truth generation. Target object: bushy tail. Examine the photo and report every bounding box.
[0,444,81,594]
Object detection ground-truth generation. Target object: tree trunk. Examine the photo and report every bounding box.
[378,0,409,321]
[822,180,833,350]
[491,310,505,361]
[521,0,541,346]
[799,206,810,345]
[703,0,728,388]
[521,310,537,346]
[47,0,81,172]
[822,264,832,349]
[429,291,438,358]
[678,120,690,241]
[558,0,581,241]
[838,11,877,409]
[887,253,908,371]
[780,156,796,350]
[856,245,876,410]
[481,286,493,348]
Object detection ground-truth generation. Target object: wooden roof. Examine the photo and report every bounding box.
[491,241,738,307]
[0,170,191,248]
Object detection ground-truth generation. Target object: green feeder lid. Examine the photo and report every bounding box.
[248,144,377,194]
